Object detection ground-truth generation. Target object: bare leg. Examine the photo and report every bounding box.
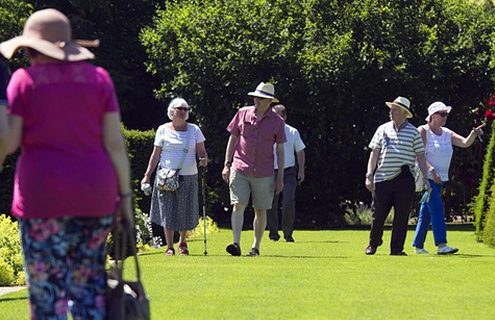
[252,208,267,250]
[164,227,175,250]
[231,203,246,244]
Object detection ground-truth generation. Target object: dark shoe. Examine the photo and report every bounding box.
[365,245,377,255]
[226,243,241,256]
[285,236,295,242]
[269,233,280,241]
[178,242,189,255]
[390,251,408,256]
[246,248,260,256]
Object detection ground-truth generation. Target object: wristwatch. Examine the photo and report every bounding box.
[224,161,232,168]
[365,173,373,179]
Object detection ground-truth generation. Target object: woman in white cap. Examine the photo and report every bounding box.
[412,102,484,255]
[0,8,132,318]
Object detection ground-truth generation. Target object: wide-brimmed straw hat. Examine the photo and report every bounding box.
[425,101,452,122]
[0,8,98,61]
[385,96,413,119]
[248,82,279,103]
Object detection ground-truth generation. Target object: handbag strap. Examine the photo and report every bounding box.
[176,124,192,172]
[158,124,193,172]
[112,221,143,282]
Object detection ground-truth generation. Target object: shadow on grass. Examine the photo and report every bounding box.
[137,250,163,257]
[449,253,495,258]
[294,240,348,244]
[264,254,350,259]
[0,296,27,302]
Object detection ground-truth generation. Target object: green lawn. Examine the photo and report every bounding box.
[1,229,494,319]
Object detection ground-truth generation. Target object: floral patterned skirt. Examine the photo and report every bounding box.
[19,215,113,320]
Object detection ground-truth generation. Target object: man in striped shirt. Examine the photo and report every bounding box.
[364,97,429,256]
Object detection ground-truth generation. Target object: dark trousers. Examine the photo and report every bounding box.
[267,167,297,238]
[370,169,415,254]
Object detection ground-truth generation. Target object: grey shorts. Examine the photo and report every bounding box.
[229,169,274,209]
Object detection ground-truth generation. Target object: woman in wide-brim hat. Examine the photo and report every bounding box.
[1,8,132,319]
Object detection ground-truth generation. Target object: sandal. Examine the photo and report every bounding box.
[246,247,260,257]
[178,242,189,255]
[165,248,175,256]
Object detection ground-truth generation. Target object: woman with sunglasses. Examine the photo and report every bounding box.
[141,98,208,255]
[412,101,484,255]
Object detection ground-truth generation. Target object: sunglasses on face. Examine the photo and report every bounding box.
[175,107,190,111]
[435,112,449,117]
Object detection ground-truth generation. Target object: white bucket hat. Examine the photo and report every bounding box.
[385,96,413,118]
[425,101,452,122]
[0,8,98,61]
[248,82,279,103]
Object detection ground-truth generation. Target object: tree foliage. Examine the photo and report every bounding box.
[23,0,165,129]
[0,1,32,43]
[141,0,495,226]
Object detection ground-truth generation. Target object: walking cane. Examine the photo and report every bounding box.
[201,166,208,256]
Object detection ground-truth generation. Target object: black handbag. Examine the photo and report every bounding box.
[106,223,150,320]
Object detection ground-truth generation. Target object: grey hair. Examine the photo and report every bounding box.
[167,97,190,120]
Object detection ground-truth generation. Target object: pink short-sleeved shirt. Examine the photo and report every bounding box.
[7,62,119,219]
[227,106,286,177]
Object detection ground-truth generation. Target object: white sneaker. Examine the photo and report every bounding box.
[437,245,458,255]
[415,248,429,254]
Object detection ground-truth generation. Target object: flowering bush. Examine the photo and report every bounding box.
[0,214,25,286]
[134,208,162,250]
[189,216,219,239]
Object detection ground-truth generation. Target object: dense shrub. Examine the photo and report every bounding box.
[141,0,495,226]
[0,214,25,286]
[472,121,495,240]
[122,126,156,213]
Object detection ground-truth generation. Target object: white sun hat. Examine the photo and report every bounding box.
[425,101,452,122]
[248,82,279,103]
[385,96,413,118]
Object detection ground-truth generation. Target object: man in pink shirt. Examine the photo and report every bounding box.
[222,82,286,256]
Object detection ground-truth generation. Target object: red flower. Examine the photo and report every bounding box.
[484,109,495,120]
[487,95,495,107]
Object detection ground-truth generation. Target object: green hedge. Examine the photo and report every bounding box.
[472,122,495,240]
[122,126,155,213]
[141,0,495,226]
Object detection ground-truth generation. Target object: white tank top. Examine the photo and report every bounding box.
[423,125,453,182]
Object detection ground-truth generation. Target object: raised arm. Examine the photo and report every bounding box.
[451,124,485,148]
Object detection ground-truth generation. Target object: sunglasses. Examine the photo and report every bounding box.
[175,107,190,111]
[435,112,449,117]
